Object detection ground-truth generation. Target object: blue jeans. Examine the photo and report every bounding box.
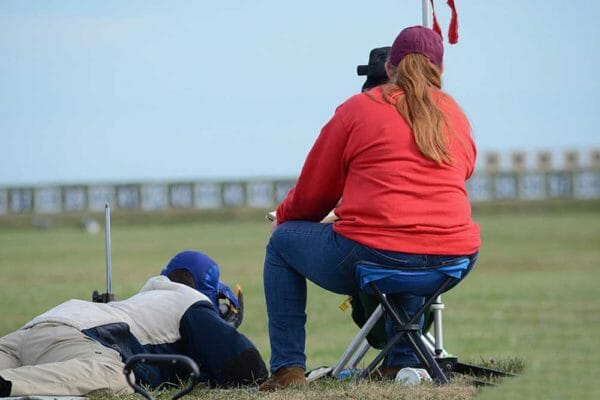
[263,221,477,372]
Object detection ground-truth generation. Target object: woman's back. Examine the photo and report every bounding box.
[332,85,480,255]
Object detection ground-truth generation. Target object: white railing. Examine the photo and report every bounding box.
[1,150,599,215]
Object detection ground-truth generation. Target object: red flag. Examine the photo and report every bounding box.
[430,0,443,39]
[447,0,459,44]
[429,0,459,44]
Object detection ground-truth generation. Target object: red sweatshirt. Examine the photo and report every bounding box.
[277,86,480,255]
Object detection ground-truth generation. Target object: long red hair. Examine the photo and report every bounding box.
[383,53,452,164]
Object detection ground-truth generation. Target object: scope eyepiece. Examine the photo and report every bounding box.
[357,65,370,76]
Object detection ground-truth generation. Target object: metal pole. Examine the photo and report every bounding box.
[422,0,432,28]
[432,295,445,355]
[424,332,448,357]
[104,203,112,294]
[348,340,371,369]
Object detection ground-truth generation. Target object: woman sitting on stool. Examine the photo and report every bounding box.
[259,26,480,391]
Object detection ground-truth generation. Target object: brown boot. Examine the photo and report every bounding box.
[258,367,307,391]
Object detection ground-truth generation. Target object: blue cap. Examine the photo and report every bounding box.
[161,250,239,311]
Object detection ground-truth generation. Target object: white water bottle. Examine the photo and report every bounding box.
[395,367,432,385]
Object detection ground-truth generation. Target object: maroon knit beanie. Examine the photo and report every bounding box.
[388,26,444,68]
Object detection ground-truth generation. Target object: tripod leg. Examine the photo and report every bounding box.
[332,304,384,377]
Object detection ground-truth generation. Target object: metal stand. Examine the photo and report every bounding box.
[330,304,384,378]
[93,203,115,303]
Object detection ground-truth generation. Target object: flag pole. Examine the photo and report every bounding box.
[422,0,431,28]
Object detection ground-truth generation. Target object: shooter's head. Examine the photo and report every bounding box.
[161,250,239,311]
[162,250,243,328]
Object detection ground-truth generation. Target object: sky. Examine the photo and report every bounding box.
[1,0,599,186]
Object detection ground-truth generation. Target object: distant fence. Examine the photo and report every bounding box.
[1,150,599,215]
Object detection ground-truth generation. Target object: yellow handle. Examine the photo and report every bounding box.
[339,296,352,312]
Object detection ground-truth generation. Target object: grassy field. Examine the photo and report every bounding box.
[0,204,599,399]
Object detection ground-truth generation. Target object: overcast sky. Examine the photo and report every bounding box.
[1,0,599,185]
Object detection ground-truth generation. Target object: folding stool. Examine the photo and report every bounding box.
[330,258,471,384]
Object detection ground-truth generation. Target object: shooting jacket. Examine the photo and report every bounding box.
[23,276,265,387]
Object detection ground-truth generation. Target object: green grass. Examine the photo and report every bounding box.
[1,206,599,399]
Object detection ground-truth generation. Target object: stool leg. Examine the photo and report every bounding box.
[406,279,455,326]
[387,288,451,384]
[358,329,406,380]
[408,330,449,384]
[358,288,415,380]
[357,323,438,381]
[358,281,452,384]
[387,298,447,380]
